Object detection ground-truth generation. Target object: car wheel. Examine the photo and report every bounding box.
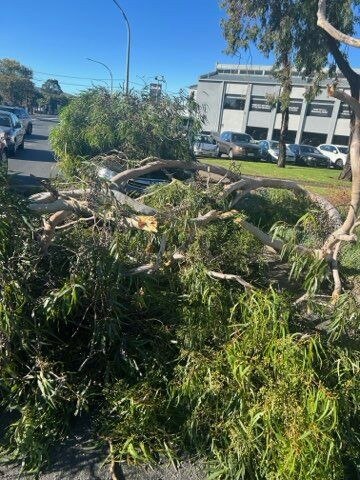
[27,123,33,135]
[335,158,344,169]
[0,150,8,173]
[217,149,222,158]
[228,149,234,160]
[19,137,25,150]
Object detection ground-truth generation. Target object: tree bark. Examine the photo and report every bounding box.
[317,0,360,48]
[325,24,360,182]
[277,59,292,168]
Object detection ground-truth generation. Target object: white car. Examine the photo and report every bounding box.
[317,144,348,168]
[193,134,219,158]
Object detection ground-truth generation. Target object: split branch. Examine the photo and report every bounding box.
[317,0,360,48]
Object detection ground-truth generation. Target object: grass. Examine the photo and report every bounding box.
[201,158,351,205]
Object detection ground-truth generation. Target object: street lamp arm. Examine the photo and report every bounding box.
[111,0,131,95]
[86,57,114,94]
[112,0,130,28]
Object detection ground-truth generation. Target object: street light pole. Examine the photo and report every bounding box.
[86,57,114,94]
[111,0,131,95]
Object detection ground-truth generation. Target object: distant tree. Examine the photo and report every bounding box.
[41,79,63,95]
[40,79,69,114]
[0,58,36,107]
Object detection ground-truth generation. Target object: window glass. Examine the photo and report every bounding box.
[0,115,11,127]
[338,146,348,154]
[300,146,318,154]
[224,95,245,110]
[231,133,252,143]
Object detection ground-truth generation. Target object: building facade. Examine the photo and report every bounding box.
[191,64,357,146]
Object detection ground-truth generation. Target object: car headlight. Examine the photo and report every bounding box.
[234,146,245,153]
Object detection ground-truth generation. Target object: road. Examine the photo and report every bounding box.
[8,115,58,189]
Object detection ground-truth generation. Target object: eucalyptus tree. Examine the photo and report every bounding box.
[0,58,36,107]
[220,0,360,170]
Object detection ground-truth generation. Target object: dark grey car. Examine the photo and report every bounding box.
[288,144,330,167]
[216,131,261,160]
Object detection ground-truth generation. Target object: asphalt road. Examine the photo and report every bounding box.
[8,115,58,189]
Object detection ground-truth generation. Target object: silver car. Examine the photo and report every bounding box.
[193,134,219,157]
[0,110,26,156]
[0,105,33,134]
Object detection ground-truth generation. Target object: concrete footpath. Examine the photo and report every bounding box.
[0,432,205,480]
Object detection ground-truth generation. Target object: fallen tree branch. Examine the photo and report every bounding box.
[55,216,96,231]
[41,210,73,253]
[223,176,343,229]
[110,160,241,185]
[207,270,255,290]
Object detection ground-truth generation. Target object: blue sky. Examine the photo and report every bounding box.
[0,0,270,94]
[2,0,359,95]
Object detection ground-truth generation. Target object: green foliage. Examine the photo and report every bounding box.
[50,88,204,177]
[1,178,360,479]
[39,79,70,115]
[0,58,37,107]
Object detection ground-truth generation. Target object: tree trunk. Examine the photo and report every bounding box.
[339,82,360,181]
[278,106,289,168]
[277,57,292,169]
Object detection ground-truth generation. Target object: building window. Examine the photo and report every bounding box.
[333,135,349,145]
[245,127,268,140]
[300,132,327,146]
[272,129,297,143]
[223,94,245,110]
[306,102,333,117]
[277,100,303,115]
[250,96,272,112]
[339,103,351,119]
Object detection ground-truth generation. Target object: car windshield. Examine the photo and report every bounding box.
[232,133,252,144]
[195,135,216,145]
[300,146,318,154]
[338,146,348,154]
[0,115,11,127]
[0,106,27,118]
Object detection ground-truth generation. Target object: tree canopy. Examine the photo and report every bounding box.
[220,0,360,168]
[0,58,37,107]
[50,87,204,176]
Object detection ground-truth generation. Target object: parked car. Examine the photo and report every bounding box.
[0,105,33,134]
[287,144,330,167]
[0,110,26,156]
[258,140,296,163]
[193,134,219,158]
[0,106,30,134]
[317,144,348,168]
[0,133,8,173]
[215,131,261,160]
[98,165,194,193]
